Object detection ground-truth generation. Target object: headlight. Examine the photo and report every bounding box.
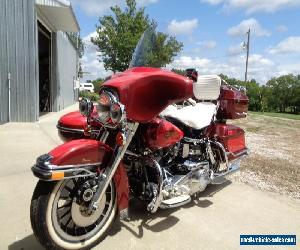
[110,102,125,124]
[79,98,94,117]
[97,90,125,125]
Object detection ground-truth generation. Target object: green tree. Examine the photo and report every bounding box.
[143,32,182,68]
[92,78,104,94]
[91,0,182,72]
[171,68,186,76]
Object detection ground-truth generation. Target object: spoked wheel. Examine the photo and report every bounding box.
[30,178,117,250]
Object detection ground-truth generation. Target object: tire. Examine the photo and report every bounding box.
[30,179,117,250]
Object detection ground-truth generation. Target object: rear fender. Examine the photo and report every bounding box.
[31,139,129,213]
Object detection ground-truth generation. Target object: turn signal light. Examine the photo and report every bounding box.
[51,172,65,180]
[116,132,126,146]
[84,125,91,136]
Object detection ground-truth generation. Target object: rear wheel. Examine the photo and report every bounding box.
[30,179,117,250]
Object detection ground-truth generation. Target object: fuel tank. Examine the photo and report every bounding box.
[144,118,184,150]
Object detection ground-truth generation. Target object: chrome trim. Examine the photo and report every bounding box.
[96,90,119,126]
[125,150,140,158]
[110,102,126,124]
[183,137,204,144]
[100,130,109,143]
[88,122,139,212]
[79,98,94,117]
[159,196,191,209]
[213,158,244,179]
[119,208,129,221]
[144,156,164,213]
[38,161,102,171]
[56,125,84,134]
[213,149,249,179]
[210,140,229,168]
[226,148,249,158]
[32,153,101,180]
[31,164,97,180]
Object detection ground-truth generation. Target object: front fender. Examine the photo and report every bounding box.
[31,139,129,212]
[50,139,112,166]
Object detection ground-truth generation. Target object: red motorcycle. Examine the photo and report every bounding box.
[30,29,249,250]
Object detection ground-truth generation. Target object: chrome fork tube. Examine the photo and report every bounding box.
[144,156,164,213]
[88,122,139,212]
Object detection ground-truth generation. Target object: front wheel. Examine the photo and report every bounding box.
[30,178,117,250]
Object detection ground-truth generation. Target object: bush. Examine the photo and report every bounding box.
[92,78,104,94]
[79,91,99,102]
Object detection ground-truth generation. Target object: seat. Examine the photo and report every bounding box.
[160,102,217,130]
[160,75,221,130]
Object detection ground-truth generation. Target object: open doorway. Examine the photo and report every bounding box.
[38,21,51,114]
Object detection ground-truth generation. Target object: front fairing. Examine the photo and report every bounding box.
[102,67,193,122]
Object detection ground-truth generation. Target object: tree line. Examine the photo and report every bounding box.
[220,74,300,114]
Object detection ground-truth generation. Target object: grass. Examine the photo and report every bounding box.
[249,111,300,120]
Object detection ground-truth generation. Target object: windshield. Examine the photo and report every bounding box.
[129,26,157,68]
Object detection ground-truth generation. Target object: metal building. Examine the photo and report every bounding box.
[0,0,80,122]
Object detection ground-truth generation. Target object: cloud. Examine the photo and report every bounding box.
[168,53,275,83]
[248,54,274,66]
[277,25,288,33]
[198,40,217,49]
[202,0,223,4]
[277,63,300,75]
[81,32,112,81]
[69,0,158,16]
[227,18,270,37]
[227,43,244,56]
[167,19,199,36]
[269,36,300,54]
[202,0,300,14]
[171,56,210,69]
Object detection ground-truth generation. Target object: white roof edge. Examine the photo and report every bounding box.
[36,0,80,32]
[56,0,71,6]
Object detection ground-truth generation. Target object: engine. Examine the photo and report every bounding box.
[158,137,216,200]
[125,124,224,210]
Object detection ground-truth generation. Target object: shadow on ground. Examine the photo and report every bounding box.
[8,234,43,250]
[109,180,231,238]
[8,180,231,249]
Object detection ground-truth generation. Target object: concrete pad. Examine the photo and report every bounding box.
[0,104,78,177]
[2,178,299,250]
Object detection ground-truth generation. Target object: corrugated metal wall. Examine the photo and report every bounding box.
[0,0,38,122]
[52,32,77,111]
[0,0,78,122]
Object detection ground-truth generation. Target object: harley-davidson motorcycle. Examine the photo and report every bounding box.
[30,28,249,249]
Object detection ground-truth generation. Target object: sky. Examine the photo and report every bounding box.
[69,0,300,84]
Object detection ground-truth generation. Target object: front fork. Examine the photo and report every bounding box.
[88,122,139,213]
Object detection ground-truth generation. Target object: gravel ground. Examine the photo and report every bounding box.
[227,113,300,199]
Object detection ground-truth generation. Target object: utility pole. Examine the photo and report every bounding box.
[244,28,250,83]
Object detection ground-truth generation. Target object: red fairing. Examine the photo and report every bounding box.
[102,67,193,122]
[49,139,112,166]
[144,118,184,150]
